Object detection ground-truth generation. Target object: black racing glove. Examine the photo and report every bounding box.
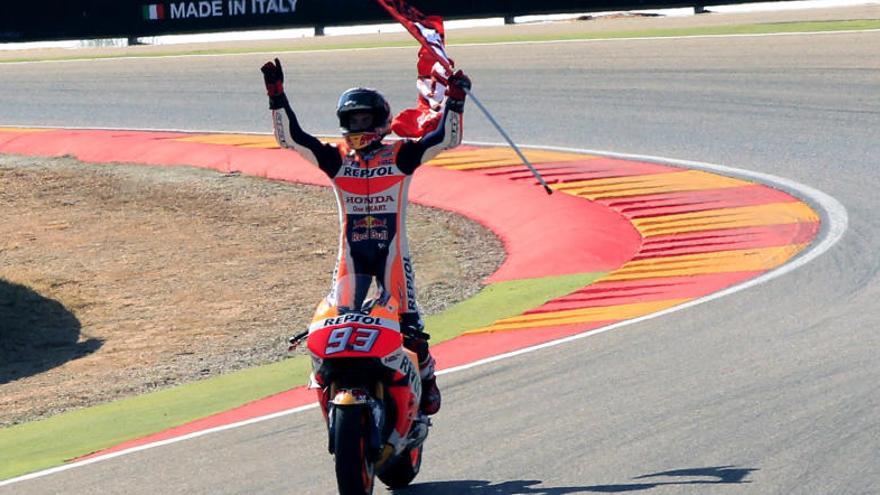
[446,70,471,113]
[261,57,286,109]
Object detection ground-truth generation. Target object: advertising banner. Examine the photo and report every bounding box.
[2,0,778,43]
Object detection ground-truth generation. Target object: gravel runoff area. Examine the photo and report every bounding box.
[0,154,504,427]
[1,4,877,62]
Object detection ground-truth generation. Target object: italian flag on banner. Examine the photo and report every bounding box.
[143,4,165,20]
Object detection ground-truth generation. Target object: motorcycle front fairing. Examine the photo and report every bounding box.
[305,290,424,463]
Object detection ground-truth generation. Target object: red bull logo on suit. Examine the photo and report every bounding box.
[351,216,390,241]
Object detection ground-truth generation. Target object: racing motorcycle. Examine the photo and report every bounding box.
[289,275,430,495]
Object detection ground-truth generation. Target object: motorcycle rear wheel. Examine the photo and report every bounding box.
[378,445,422,489]
[333,405,375,495]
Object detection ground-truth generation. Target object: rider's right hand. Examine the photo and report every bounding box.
[447,70,472,100]
[261,57,285,98]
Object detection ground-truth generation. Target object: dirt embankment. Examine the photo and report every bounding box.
[0,155,503,427]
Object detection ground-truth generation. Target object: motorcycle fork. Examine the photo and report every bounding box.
[326,381,386,460]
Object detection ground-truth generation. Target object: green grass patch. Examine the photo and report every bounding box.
[425,272,602,343]
[0,271,601,481]
[0,357,311,481]
[451,18,880,43]
[3,19,878,64]
[0,40,421,64]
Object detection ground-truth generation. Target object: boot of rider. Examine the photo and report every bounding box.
[401,312,441,415]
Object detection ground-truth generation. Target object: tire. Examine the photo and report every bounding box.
[333,405,375,495]
[378,445,422,489]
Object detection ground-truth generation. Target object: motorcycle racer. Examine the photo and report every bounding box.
[261,58,470,415]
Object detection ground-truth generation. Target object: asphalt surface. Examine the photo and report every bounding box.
[2,11,880,495]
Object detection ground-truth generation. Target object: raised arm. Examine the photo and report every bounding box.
[397,71,471,174]
[261,58,342,177]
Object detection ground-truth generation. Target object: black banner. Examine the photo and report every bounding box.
[2,0,780,43]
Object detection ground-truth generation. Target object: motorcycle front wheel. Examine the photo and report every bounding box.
[333,405,375,495]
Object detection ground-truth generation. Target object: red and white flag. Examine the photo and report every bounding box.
[375,1,455,138]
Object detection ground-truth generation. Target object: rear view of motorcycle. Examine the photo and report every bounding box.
[290,275,431,494]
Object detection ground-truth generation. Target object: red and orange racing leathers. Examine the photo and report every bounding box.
[270,93,463,344]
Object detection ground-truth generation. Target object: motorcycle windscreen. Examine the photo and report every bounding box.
[327,258,402,314]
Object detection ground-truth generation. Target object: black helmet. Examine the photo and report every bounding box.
[336,87,391,150]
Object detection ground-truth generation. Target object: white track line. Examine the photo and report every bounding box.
[0,404,319,487]
[3,28,879,65]
[0,137,848,487]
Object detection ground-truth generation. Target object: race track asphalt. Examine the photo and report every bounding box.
[1,14,879,495]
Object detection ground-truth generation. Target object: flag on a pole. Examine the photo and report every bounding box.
[375,1,454,72]
[376,0,553,194]
[376,1,455,137]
